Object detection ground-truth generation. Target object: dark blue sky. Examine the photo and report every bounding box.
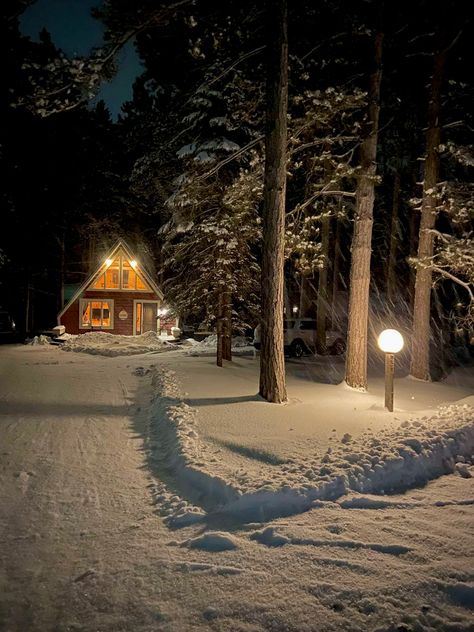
[20,0,142,119]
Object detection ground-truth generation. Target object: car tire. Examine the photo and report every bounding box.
[290,339,305,358]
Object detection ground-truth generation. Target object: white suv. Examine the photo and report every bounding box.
[253,318,345,357]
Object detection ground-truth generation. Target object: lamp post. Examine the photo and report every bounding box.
[377,329,404,412]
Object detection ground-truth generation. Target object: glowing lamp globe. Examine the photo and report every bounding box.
[378,329,404,354]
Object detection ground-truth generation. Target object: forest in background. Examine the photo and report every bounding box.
[1,0,473,388]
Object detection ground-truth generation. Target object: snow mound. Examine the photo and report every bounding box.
[180,338,200,346]
[61,331,179,357]
[185,335,254,356]
[27,335,52,345]
[185,532,239,552]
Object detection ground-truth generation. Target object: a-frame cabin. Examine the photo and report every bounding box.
[58,240,174,336]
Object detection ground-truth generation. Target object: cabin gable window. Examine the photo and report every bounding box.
[80,299,114,329]
[89,251,152,292]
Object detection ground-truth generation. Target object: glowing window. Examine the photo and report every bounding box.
[122,260,137,289]
[136,302,142,334]
[93,273,105,289]
[136,275,147,290]
[88,251,152,291]
[105,258,120,288]
[80,299,113,329]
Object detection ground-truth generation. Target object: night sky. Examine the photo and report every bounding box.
[19,0,142,118]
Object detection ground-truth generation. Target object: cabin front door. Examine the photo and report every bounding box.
[134,301,158,334]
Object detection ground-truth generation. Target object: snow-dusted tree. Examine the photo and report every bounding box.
[285,85,366,350]
[13,1,194,117]
[409,26,450,380]
[410,145,474,344]
[162,161,262,366]
[154,8,264,366]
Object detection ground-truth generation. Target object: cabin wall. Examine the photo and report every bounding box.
[60,291,162,336]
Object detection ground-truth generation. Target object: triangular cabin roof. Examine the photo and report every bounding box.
[58,239,163,319]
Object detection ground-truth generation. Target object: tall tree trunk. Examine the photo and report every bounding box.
[386,172,400,303]
[223,291,232,361]
[216,291,223,367]
[316,214,330,353]
[331,215,342,328]
[345,31,383,390]
[259,0,288,403]
[410,48,446,380]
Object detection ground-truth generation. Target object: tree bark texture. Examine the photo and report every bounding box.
[223,291,232,361]
[345,32,383,390]
[216,291,223,367]
[386,172,400,303]
[410,49,446,380]
[316,214,330,353]
[331,216,342,327]
[259,0,288,403]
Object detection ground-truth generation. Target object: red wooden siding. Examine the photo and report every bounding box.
[60,291,161,335]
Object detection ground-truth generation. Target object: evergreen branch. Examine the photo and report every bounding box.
[203,45,266,89]
[195,136,264,180]
[433,266,474,301]
[290,136,357,155]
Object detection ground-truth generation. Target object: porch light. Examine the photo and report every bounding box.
[377,329,404,412]
[292,305,298,314]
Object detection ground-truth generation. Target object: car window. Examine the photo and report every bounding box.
[299,320,317,330]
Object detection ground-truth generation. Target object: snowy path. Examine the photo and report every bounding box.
[1,345,473,631]
[0,345,208,631]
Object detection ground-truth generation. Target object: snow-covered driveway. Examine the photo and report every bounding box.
[0,344,204,631]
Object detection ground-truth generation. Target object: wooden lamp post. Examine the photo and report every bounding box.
[377,329,404,412]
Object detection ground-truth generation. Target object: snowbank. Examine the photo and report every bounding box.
[61,331,179,357]
[184,335,254,356]
[27,335,52,345]
[144,365,474,523]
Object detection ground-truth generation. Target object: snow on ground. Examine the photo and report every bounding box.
[1,343,473,631]
[59,330,179,356]
[184,334,254,356]
[136,354,474,524]
[56,331,253,358]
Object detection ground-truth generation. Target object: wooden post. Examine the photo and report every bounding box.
[384,352,394,412]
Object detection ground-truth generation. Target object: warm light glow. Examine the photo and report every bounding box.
[378,329,404,353]
[130,260,137,268]
[105,258,113,267]
[292,306,298,314]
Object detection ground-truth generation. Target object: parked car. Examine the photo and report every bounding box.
[253,318,346,357]
[0,309,18,342]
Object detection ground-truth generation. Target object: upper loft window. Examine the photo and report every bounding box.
[90,252,151,291]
